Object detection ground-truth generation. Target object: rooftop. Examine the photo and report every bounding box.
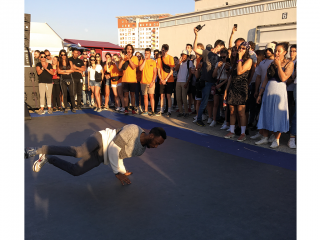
[116,14,172,19]
[64,39,122,50]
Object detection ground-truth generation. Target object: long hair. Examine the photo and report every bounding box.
[89,56,96,67]
[58,49,71,70]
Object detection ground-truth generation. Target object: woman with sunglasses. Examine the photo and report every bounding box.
[51,56,62,112]
[105,54,124,112]
[82,58,90,108]
[36,51,54,114]
[103,52,112,110]
[88,56,104,112]
[57,49,75,113]
[224,42,253,141]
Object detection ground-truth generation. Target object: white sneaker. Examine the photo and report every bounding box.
[255,137,268,145]
[193,118,197,123]
[193,116,197,121]
[115,107,121,111]
[251,132,262,139]
[209,120,216,127]
[268,134,276,143]
[226,127,230,132]
[202,114,207,121]
[287,138,296,149]
[270,139,279,148]
[32,154,48,172]
[119,108,125,114]
[207,118,213,124]
[220,124,228,130]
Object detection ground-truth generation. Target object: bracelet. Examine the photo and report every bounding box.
[237,59,243,63]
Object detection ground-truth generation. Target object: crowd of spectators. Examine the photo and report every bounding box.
[32,26,297,149]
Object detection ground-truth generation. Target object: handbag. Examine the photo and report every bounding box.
[95,70,102,82]
[267,62,277,78]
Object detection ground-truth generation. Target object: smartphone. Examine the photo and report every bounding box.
[234,24,237,30]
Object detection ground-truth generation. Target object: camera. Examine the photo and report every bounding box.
[195,24,206,31]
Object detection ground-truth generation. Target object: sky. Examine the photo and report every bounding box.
[25,0,195,45]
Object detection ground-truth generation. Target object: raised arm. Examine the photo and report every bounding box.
[228,26,236,48]
[193,28,203,56]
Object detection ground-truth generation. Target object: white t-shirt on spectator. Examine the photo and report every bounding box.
[214,62,228,80]
[177,60,194,83]
[251,71,258,84]
[249,50,257,64]
[286,59,296,91]
[88,65,103,81]
[256,59,273,89]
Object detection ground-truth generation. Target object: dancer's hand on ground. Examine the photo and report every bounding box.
[116,173,131,186]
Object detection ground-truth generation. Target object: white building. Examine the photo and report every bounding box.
[159,0,297,57]
[116,14,171,54]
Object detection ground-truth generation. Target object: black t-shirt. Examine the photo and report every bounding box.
[36,62,53,83]
[69,57,84,79]
[201,49,219,83]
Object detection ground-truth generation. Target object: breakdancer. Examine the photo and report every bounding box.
[25,124,166,185]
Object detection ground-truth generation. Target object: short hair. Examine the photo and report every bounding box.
[234,38,245,44]
[214,39,225,48]
[90,48,95,51]
[72,49,79,52]
[125,44,135,54]
[174,56,179,61]
[39,51,46,56]
[145,48,151,53]
[290,44,297,50]
[197,43,204,50]
[186,43,192,48]
[219,48,228,55]
[248,41,256,50]
[44,49,49,53]
[150,127,167,140]
[105,52,112,57]
[161,44,169,51]
[154,49,159,54]
[35,50,40,54]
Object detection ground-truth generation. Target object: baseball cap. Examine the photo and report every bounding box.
[206,44,213,51]
[265,42,276,53]
[181,50,188,55]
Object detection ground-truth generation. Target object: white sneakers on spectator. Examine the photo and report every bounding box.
[220,124,228,130]
[250,132,262,139]
[209,120,216,127]
[226,127,230,131]
[287,138,296,149]
[255,136,268,145]
[202,114,207,121]
[193,116,197,123]
[207,118,213,124]
[268,134,275,143]
[270,139,279,148]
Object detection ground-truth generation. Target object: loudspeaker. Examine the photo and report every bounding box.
[25,86,40,109]
[24,14,31,48]
[25,102,31,120]
[24,67,38,87]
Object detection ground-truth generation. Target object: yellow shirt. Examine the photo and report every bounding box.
[122,56,139,83]
[140,59,156,84]
[156,54,175,84]
[109,64,122,84]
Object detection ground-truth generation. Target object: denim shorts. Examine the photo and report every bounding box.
[89,80,101,87]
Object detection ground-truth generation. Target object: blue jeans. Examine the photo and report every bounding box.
[197,81,214,121]
[82,90,91,105]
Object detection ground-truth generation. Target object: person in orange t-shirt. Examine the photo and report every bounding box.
[119,44,139,114]
[156,44,175,117]
[139,48,157,115]
[106,53,125,112]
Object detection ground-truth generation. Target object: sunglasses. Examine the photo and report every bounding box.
[84,60,88,62]
[45,54,50,57]
[90,59,95,61]
[220,56,227,59]
[96,56,100,58]
[60,54,66,56]
[40,56,46,58]
[83,53,87,55]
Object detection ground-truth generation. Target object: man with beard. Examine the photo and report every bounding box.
[25,125,166,186]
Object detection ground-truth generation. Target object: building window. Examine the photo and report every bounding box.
[122,25,124,27]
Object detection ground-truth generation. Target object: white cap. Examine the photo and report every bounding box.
[181,50,188,55]
[265,42,276,52]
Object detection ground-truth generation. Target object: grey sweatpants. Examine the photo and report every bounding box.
[39,83,53,108]
[37,132,104,176]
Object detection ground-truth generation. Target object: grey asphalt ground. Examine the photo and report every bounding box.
[25,113,296,240]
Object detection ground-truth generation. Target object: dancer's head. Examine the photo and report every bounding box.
[146,127,166,148]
